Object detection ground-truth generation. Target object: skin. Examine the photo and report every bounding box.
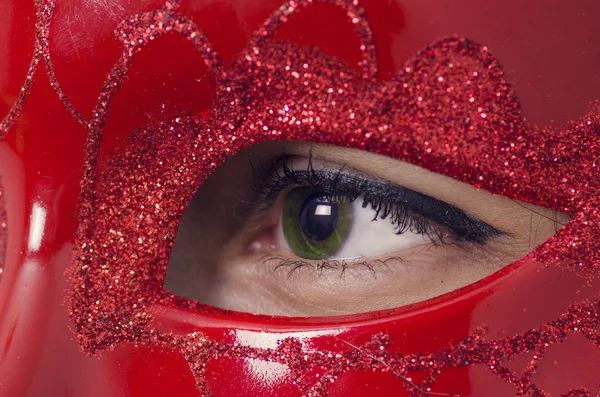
[165,141,571,316]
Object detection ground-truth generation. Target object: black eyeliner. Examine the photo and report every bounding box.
[297,169,505,244]
[251,151,506,245]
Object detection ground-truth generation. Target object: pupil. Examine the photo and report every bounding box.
[299,192,339,241]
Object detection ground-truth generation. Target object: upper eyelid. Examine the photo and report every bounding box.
[255,153,428,206]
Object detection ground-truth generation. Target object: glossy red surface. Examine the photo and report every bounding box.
[0,1,599,396]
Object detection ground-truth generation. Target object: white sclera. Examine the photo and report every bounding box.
[331,197,431,259]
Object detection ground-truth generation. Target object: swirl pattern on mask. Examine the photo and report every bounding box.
[1,0,598,396]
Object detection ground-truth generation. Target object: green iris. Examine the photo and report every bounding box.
[282,187,352,259]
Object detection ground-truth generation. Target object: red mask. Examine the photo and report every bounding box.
[1,1,599,396]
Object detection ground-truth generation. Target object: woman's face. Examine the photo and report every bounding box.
[1,0,599,396]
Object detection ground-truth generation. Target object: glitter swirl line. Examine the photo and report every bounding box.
[78,1,224,229]
[36,0,88,127]
[1,0,91,138]
[0,2,43,139]
[0,43,40,139]
[170,299,599,396]
[0,0,598,395]
[8,0,591,395]
[249,0,378,79]
[68,2,600,392]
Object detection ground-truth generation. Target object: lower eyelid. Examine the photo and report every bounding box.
[249,231,502,282]
[260,240,456,277]
[215,239,514,316]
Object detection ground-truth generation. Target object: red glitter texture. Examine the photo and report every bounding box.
[0,179,6,282]
[0,0,598,396]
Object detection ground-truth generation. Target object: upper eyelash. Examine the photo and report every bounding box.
[251,148,508,244]
[250,148,505,245]
[251,150,445,243]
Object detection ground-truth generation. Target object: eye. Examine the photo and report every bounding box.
[280,189,433,260]
[267,156,501,263]
[164,142,570,317]
[281,188,443,260]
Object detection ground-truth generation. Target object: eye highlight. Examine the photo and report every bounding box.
[164,141,569,316]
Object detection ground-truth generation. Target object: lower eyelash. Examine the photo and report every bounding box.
[263,254,408,279]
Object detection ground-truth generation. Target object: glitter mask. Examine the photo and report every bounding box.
[0,0,599,396]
